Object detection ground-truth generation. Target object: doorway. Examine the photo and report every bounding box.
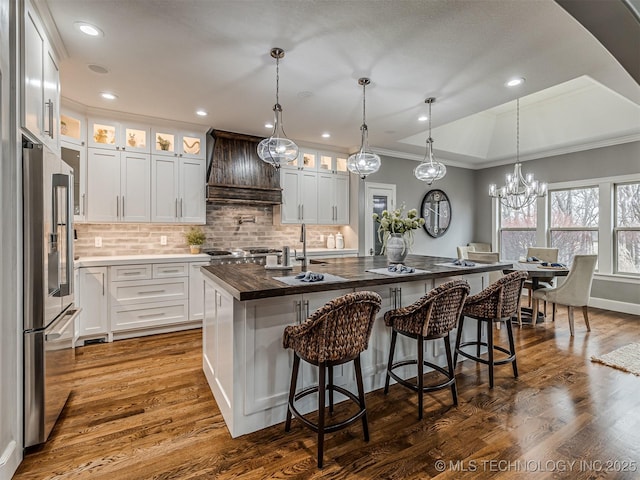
[364,183,396,256]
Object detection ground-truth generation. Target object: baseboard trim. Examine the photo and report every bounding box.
[590,297,640,316]
[0,440,20,480]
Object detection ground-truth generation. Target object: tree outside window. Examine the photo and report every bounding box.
[615,183,640,274]
[549,187,598,265]
[499,202,536,260]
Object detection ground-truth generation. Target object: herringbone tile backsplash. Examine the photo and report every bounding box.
[75,204,344,257]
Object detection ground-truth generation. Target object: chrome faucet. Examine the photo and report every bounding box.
[295,223,307,271]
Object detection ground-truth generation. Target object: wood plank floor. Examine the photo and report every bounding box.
[14,306,640,479]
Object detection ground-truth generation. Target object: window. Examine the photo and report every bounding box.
[549,187,598,265]
[499,202,536,261]
[615,182,640,274]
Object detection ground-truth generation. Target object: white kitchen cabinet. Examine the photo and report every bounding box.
[317,172,349,225]
[88,117,150,153]
[23,0,60,151]
[60,108,86,146]
[318,152,349,175]
[76,267,109,342]
[61,142,87,222]
[151,127,206,160]
[109,262,189,333]
[87,148,150,222]
[189,262,209,321]
[280,169,318,224]
[280,148,317,171]
[151,156,206,224]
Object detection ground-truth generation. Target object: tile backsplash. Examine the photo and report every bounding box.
[74,204,344,257]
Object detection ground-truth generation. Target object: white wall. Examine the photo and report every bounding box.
[0,0,22,478]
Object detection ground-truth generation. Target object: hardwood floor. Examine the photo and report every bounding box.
[14,307,640,479]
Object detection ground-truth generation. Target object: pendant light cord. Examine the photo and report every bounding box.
[275,55,280,107]
[516,98,520,164]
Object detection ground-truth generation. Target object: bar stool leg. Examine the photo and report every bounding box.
[417,335,424,420]
[506,319,518,378]
[384,330,397,394]
[476,319,482,357]
[487,320,495,389]
[317,362,326,468]
[354,355,369,441]
[328,366,334,414]
[285,354,300,432]
[443,333,457,406]
[454,314,465,367]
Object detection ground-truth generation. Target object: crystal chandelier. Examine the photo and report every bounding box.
[347,77,381,179]
[414,97,446,184]
[257,48,299,169]
[489,98,546,210]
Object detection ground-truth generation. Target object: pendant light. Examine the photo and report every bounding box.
[257,47,299,169]
[347,77,381,179]
[489,98,547,210]
[414,97,446,184]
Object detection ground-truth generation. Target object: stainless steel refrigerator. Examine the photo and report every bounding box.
[23,137,80,447]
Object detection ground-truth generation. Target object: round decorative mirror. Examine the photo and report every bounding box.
[420,189,451,238]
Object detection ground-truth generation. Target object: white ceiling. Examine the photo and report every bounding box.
[40,0,640,169]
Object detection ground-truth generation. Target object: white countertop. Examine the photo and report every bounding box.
[75,253,210,267]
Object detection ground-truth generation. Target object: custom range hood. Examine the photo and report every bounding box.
[206,130,282,204]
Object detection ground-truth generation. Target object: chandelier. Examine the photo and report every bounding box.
[347,77,381,179]
[257,48,299,169]
[414,97,446,184]
[489,98,546,210]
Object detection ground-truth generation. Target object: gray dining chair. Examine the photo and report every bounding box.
[525,247,559,314]
[457,245,475,259]
[468,242,491,252]
[531,254,597,336]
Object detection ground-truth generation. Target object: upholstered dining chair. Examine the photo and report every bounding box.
[524,247,559,314]
[383,280,470,419]
[454,271,528,388]
[467,251,503,286]
[283,291,382,468]
[532,254,597,336]
[457,245,475,259]
[468,242,491,252]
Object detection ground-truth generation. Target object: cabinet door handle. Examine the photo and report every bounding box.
[295,301,301,324]
[175,199,178,218]
[44,99,54,138]
[138,312,166,319]
[101,273,105,295]
[81,193,86,216]
[304,300,309,319]
[122,196,125,218]
[398,287,402,308]
[180,198,183,218]
[116,196,120,218]
[138,289,166,295]
[301,204,304,220]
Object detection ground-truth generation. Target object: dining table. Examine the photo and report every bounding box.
[503,261,570,324]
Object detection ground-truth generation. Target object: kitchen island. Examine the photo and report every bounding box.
[200,255,510,437]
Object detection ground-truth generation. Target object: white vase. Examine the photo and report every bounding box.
[386,233,408,263]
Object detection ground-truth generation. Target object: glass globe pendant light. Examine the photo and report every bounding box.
[257,48,299,169]
[347,77,381,179]
[414,97,447,184]
[488,98,547,210]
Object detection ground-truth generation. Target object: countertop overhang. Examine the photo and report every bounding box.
[201,255,513,301]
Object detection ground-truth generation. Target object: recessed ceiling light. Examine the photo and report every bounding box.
[88,64,109,74]
[195,110,208,116]
[418,115,428,122]
[506,77,526,87]
[100,92,117,100]
[322,133,330,138]
[74,22,103,37]
[264,123,273,129]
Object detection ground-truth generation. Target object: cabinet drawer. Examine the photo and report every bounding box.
[111,300,188,332]
[111,277,188,306]
[111,264,152,282]
[153,262,188,278]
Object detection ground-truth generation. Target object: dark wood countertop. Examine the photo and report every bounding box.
[201,255,513,301]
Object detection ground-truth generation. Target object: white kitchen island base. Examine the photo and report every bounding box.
[202,270,490,438]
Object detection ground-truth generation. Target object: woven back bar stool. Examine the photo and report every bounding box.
[383,280,470,419]
[454,271,528,389]
[283,291,382,468]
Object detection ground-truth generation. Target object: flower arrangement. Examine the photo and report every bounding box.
[373,205,425,254]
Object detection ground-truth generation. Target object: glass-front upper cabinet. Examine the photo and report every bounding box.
[318,152,349,175]
[282,148,316,170]
[60,109,86,146]
[151,127,205,159]
[87,117,150,153]
[61,142,86,222]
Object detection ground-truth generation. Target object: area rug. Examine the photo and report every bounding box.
[591,343,640,376]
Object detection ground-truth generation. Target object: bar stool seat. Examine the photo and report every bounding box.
[283,291,382,468]
[384,280,470,419]
[454,271,528,388]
